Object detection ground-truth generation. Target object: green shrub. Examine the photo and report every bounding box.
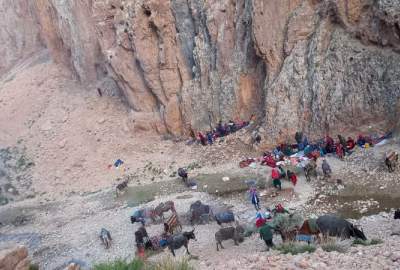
[93,259,145,270]
[370,238,383,245]
[320,237,351,253]
[93,257,193,270]
[153,256,193,270]
[275,242,316,255]
[29,264,39,270]
[352,238,383,246]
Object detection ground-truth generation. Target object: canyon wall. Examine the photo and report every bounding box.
[3,0,400,143]
[0,0,43,74]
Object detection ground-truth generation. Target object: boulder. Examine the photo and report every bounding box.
[0,246,29,270]
[65,262,81,270]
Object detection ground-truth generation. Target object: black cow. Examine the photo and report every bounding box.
[394,209,400,219]
[316,215,367,240]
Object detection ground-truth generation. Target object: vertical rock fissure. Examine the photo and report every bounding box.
[171,0,196,77]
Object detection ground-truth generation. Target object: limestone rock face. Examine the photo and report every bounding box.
[0,0,43,74]
[2,0,400,141]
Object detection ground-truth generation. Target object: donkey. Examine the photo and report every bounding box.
[385,152,398,172]
[167,229,196,256]
[115,180,128,197]
[100,228,112,249]
[153,201,176,220]
[215,224,244,251]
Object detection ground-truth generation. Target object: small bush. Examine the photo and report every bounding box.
[29,264,39,270]
[275,242,316,255]
[352,238,383,246]
[320,238,351,253]
[370,238,383,245]
[93,259,145,270]
[153,256,193,270]
[93,257,193,270]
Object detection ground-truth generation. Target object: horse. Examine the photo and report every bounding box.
[385,152,398,172]
[153,201,176,220]
[167,229,196,256]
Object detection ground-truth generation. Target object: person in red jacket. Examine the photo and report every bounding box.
[287,170,297,186]
[255,212,266,228]
[271,167,281,190]
[198,132,207,146]
[346,137,356,150]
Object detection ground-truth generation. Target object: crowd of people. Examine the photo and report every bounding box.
[239,129,393,249]
[269,131,385,162]
[188,116,255,146]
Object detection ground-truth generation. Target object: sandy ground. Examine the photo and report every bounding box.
[0,53,204,200]
[1,54,400,270]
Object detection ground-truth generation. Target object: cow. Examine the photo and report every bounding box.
[316,215,367,240]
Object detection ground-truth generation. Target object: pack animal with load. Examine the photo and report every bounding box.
[275,214,367,242]
[165,212,182,234]
[130,200,176,225]
[214,210,235,226]
[189,200,213,224]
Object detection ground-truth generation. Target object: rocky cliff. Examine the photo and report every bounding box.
[2,0,400,142]
[0,0,43,75]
